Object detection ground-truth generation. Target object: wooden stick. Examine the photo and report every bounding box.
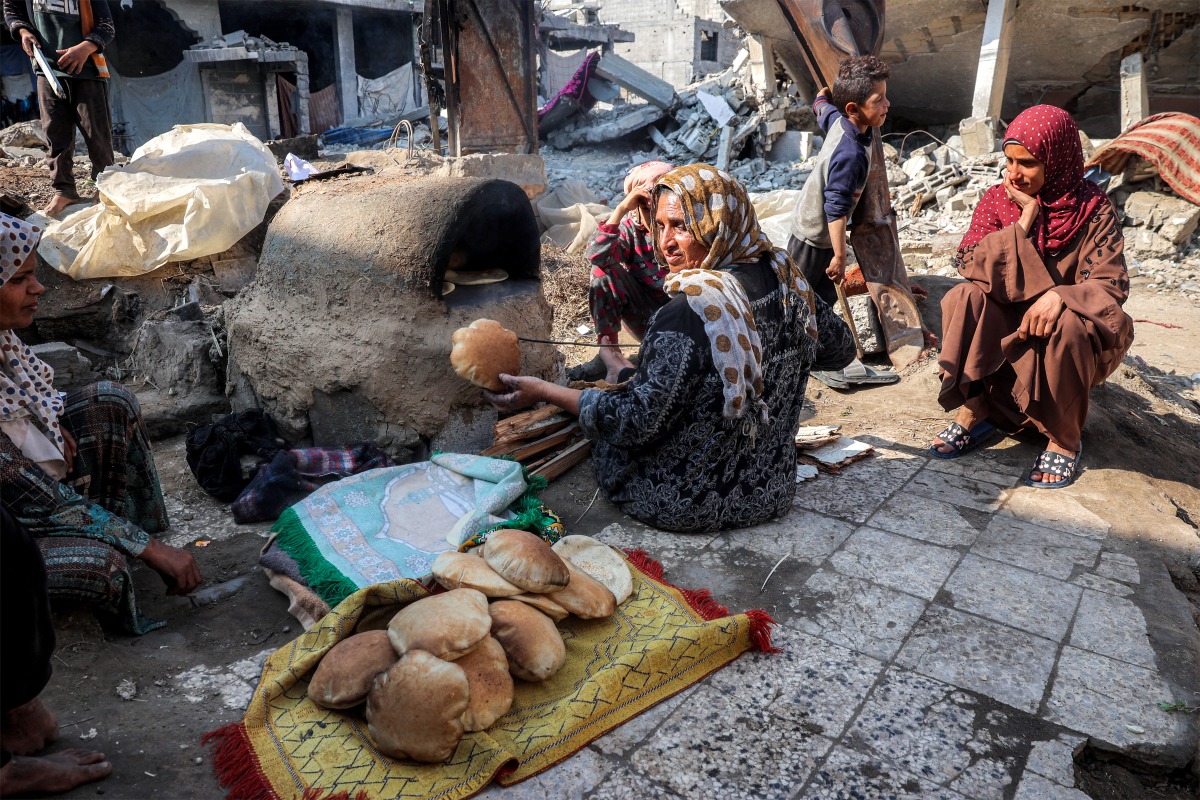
[503,423,582,462]
[836,281,865,360]
[531,439,592,482]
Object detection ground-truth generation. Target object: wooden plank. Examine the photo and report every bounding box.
[503,422,582,462]
[493,404,565,439]
[531,439,592,482]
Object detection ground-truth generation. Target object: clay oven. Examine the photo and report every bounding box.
[226,176,559,459]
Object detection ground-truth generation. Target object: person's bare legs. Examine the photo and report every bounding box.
[932,395,990,455]
[1029,439,1078,485]
[1,698,58,756]
[0,749,111,796]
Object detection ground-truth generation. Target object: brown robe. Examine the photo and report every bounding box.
[938,202,1134,451]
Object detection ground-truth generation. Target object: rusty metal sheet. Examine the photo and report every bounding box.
[773,0,927,368]
[439,0,538,155]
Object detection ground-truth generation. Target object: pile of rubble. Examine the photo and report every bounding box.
[542,48,818,200]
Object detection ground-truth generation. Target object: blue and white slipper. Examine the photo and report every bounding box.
[1025,446,1083,489]
[929,420,997,460]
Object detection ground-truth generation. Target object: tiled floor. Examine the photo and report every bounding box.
[499,439,1197,799]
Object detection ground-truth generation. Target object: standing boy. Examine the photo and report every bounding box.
[788,54,897,389]
[4,0,115,215]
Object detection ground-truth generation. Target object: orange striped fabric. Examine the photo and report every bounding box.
[1086,113,1200,205]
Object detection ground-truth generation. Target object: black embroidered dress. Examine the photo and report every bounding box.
[577,256,855,532]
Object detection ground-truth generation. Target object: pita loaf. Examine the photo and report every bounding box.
[366,650,469,762]
[445,268,508,286]
[432,551,523,597]
[548,560,617,619]
[488,600,565,682]
[552,535,634,605]
[307,630,397,709]
[483,529,569,593]
[450,319,519,392]
[455,636,514,732]
[387,588,491,661]
[508,592,569,622]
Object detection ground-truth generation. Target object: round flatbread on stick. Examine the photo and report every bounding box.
[450,319,519,392]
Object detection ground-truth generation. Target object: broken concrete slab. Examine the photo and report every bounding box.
[593,53,679,111]
[959,116,999,158]
[30,342,99,392]
[436,153,547,200]
[1123,191,1200,245]
[547,103,666,149]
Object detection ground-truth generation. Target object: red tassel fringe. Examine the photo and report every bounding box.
[744,608,781,653]
[202,722,276,800]
[623,548,777,652]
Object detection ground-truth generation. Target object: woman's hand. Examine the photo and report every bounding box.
[1003,174,1040,234]
[60,428,77,475]
[598,336,634,382]
[140,537,202,596]
[483,374,548,412]
[607,187,651,226]
[55,41,98,75]
[1017,290,1066,340]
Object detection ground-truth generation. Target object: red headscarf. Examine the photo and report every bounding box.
[956,105,1108,262]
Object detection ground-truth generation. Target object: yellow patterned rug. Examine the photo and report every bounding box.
[204,550,777,800]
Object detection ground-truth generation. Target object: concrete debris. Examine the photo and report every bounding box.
[543,45,817,188]
[30,342,98,392]
[184,30,304,64]
[0,121,47,149]
[593,53,678,111]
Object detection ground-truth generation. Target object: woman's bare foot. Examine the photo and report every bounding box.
[0,698,58,756]
[932,397,990,455]
[1029,440,1078,485]
[0,749,111,796]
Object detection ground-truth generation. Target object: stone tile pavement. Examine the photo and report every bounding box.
[481,437,1200,799]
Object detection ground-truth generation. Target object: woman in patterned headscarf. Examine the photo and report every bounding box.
[487,165,855,532]
[934,106,1134,488]
[570,161,675,382]
[0,213,201,634]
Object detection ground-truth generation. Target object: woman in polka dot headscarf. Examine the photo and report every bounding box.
[935,106,1135,489]
[1,212,202,634]
[485,166,857,532]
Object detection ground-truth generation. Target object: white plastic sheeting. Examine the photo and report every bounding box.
[38,123,284,279]
[535,179,612,255]
[748,188,802,250]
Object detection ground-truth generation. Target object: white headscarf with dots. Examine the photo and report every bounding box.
[0,213,65,458]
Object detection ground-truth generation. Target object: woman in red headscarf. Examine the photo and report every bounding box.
[932,105,1134,488]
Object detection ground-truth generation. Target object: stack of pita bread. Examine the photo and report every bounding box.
[307,534,632,763]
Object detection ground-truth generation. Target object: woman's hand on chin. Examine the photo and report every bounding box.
[1003,174,1040,233]
[483,374,545,412]
[140,537,203,596]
